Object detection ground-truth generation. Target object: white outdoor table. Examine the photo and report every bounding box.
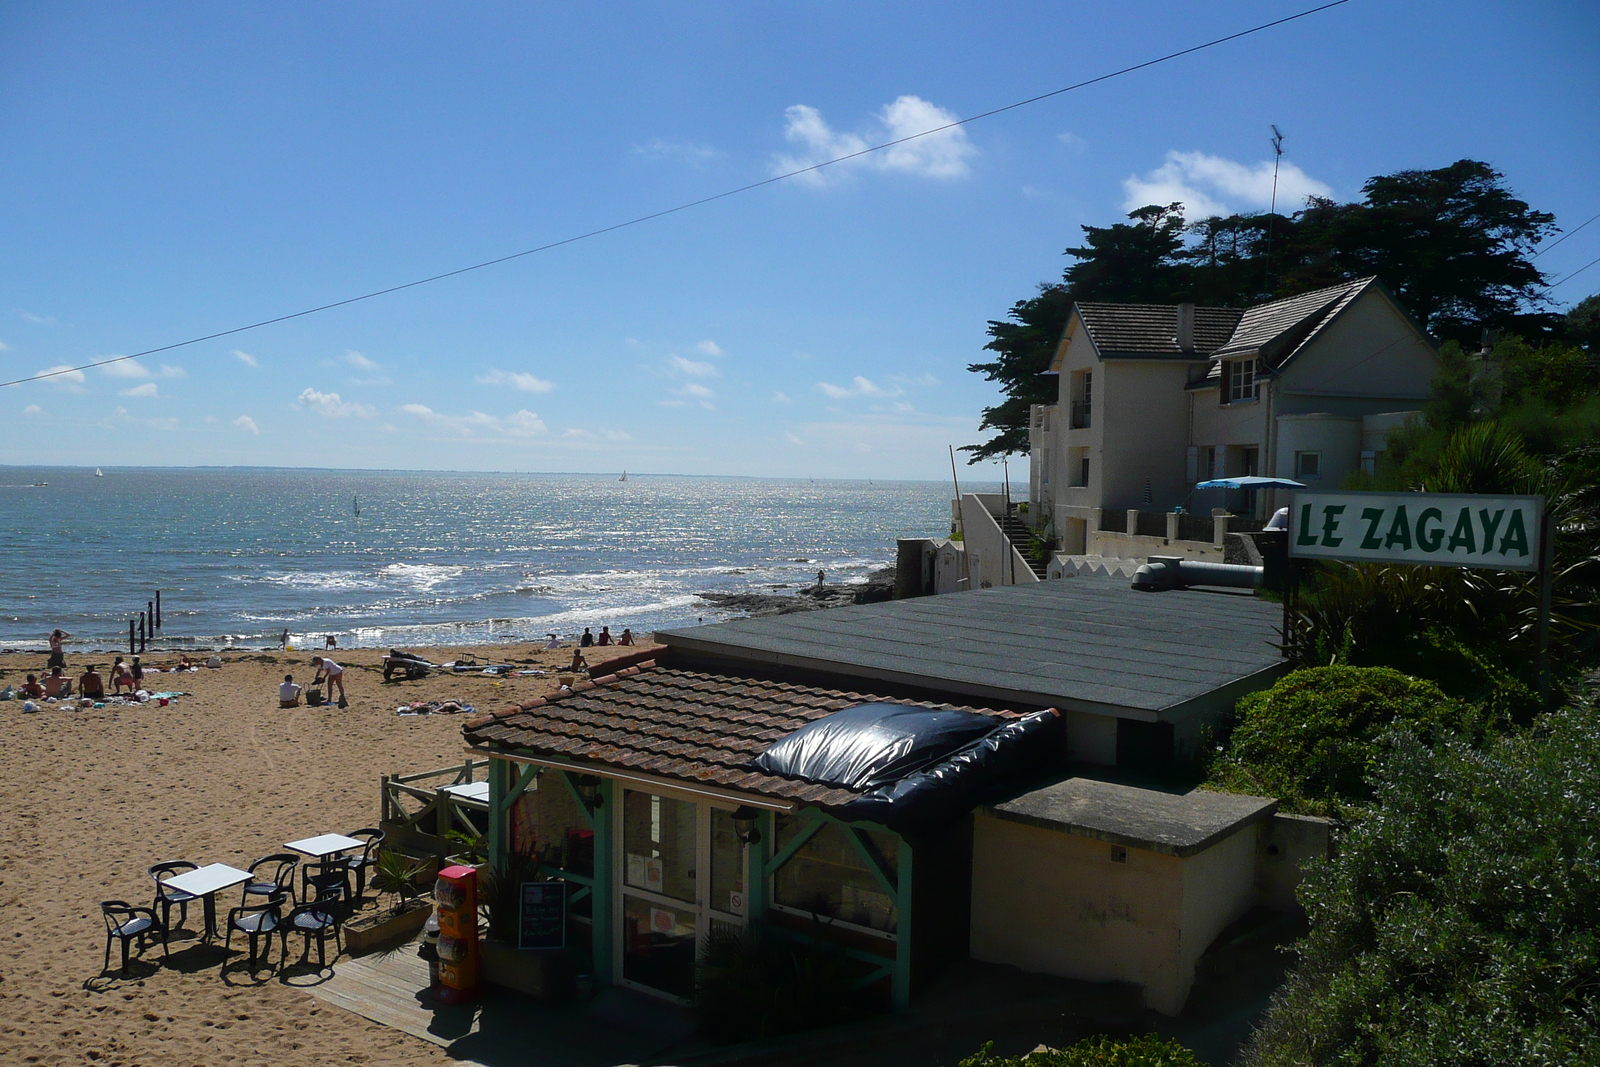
[285,833,365,859]
[440,781,490,803]
[162,862,252,941]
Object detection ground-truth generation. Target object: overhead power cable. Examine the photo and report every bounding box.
[1,0,1355,390]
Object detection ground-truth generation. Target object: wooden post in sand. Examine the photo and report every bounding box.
[128,619,135,655]
[155,590,162,630]
[138,612,147,652]
[148,600,156,635]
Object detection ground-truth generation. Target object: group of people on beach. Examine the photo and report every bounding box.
[277,654,347,708]
[18,628,207,706]
[577,625,633,648]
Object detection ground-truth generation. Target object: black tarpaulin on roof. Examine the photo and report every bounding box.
[752,702,1063,830]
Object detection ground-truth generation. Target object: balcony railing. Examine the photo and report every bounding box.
[1070,400,1091,429]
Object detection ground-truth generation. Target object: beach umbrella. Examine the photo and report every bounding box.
[1192,476,1306,490]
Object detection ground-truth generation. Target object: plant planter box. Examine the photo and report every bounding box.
[345,901,432,956]
[479,941,571,999]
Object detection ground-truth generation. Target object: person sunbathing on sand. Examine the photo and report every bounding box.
[570,649,588,674]
[44,666,73,698]
[78,665,105,701]
[618,628,634,646]
[20,674,44,699]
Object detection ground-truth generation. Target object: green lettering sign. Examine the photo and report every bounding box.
[1416,507,1444,552]
[1359,508,1385,550]
[1384,505,1412,551]
[1478,508,1505,548]
[1320,504,1346,547]
[1499,510,1530,557]
[1296,504,1318,547]
[1447,507,1476,553]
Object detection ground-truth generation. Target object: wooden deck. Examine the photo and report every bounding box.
[304,940,695,1067]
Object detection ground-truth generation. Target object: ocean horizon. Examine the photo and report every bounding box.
[2,465,996,651]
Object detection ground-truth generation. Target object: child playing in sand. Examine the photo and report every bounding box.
[279,673,302,708]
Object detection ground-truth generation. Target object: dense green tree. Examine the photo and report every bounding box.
[1568,291,1600,360]
[962,1034,1203,1067]
[1243,702,1600,1067]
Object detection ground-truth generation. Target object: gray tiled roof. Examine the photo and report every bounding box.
[656,576,1286,716]
[1211,278,1373,363]
[1075,303,1242,358]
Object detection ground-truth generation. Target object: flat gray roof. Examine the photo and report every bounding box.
[656,576,1286,717]
[985,778,1277,857]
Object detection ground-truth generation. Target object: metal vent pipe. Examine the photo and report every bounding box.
[1131,555,1263,592]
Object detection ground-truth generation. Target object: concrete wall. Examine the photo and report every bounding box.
[1099,360,1193,512]
[1086,529,1222,561]
[1255,812,1334,914]
[970,813,1265,1015]
[1278,288,1436,402]
[960,493,1039,589]
[1274,412,1362,489]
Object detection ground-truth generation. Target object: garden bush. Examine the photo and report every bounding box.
[1206,666,1468,814]
[1243,700,1600,1066]
[960,1034,1202,1067]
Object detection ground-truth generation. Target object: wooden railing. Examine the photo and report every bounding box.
[380,759,490,857]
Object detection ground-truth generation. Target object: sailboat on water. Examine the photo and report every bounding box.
[619,471,627,482]
[352,495,361,519]
[95,468,104,477]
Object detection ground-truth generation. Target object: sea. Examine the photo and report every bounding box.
[0,467,990,651]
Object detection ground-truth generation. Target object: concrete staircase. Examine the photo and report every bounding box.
[997,510,1050,580]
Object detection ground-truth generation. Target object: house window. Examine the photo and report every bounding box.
[1070,370,1092,429]
[772,816,899,936]
[1294,451,1322,479]
[1068,447,1090,488]
[1224,358,1260,404]
[1360,450,1378,476]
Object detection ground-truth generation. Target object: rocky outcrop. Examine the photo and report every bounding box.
[698,566,895,619]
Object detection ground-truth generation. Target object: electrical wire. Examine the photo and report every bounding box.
[1,0,1355,390]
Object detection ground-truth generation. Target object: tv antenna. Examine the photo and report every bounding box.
[1263,125,1286,297]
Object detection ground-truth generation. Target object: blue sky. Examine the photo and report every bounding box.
[2,1,1596,479]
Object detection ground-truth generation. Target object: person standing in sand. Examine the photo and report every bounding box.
[47,628,69,670]
[311,655,347,706]
[280,628,289,650]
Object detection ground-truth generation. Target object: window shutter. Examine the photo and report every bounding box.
[1220,360,1232,403]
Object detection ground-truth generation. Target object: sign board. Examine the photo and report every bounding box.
[1288,491,1543,571]
[517,881,566,951]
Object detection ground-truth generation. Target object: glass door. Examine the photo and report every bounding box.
[616,790,748,1001]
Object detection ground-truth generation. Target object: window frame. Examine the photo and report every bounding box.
[1294,450,1322,479]
[1224,358,1260,404]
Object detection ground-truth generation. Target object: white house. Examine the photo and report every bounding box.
[1028,278,1438,555]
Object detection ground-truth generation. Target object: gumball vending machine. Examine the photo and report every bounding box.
[434,864,479,1004]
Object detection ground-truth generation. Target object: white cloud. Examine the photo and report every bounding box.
[561,427,633,442]
[350,376,392,387]
[22,404,41,416]
[120,382,160,399]
[232,350,258,368]
[18,310,56,325]
[816,376,901,400]
[37,365,86,391]
[0,339,8,351]
[785,432,806,446]
[676,383,714,399]
[667,355,718,378]
[1057,131,1087,151]
[297,388,374,418]
[696,340,724,358]
[233,415,259,435]
[772,96,976,186]
[476,369,556,394]
[1122,150,1334,219]
[343,351,380,371]
[101,358,185,379]
[888,372,939,388]
[634,138,721,166]
[771,391,793,404]
[401,403,548,438]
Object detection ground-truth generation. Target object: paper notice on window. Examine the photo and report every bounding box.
[650,907,674,935]
[728,890,745,913]
[644,857,664,892]
[626,853,647,888]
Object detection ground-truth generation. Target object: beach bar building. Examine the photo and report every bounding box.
[461,576,1316,1014]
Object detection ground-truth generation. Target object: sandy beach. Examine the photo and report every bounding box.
[0,641,656,1066]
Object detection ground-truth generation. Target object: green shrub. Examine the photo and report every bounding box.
[1206,666,1467,814]
[1243,701,1600,1067]
[960,1034,1202,1067]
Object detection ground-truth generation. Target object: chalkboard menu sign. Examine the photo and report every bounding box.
[518,881,566,950]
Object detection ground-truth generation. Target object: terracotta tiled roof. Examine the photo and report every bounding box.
[462,662,1026,808]
[1075,302,1242,358]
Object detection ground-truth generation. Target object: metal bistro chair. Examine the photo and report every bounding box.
[280,901,344,968]
[100,900,168,975]
[300,860,351,915]
[341,828,385,900]
[148,860,199,935]
[242,853,299,907]
[225,891,286,973]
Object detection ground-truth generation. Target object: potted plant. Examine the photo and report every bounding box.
[444,829,487,871]
[477,844,573,999]
[344,849,434,955]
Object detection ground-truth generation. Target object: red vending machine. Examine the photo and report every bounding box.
[434,864,479,1004]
